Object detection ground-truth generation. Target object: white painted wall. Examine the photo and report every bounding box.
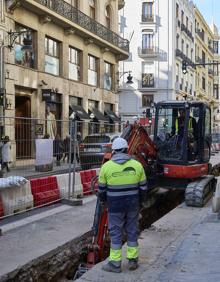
[119,0,195,121]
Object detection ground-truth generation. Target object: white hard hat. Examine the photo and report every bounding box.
[112,137,128,150]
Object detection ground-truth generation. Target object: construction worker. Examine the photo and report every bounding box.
[172,109,197,140]
[98,137,147,273]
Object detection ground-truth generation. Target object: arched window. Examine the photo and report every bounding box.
[89,0,95,19]
[105,5,111,29]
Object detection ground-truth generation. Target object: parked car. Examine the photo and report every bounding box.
[79,133,121,170]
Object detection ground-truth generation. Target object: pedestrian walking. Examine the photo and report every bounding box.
[53,134,63,166]
[98,137,148,273]
[0,136,11,172]
[63,135,70,163]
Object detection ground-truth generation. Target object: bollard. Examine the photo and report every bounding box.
[212,182,220,212]
[0,163,3,178]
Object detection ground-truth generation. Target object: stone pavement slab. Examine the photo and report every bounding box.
[0,196,96,278]
[77,202,218,282]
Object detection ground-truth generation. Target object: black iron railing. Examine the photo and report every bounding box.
[142,14,154,22]
[175,49,195,69]
[181,23,194,42]
[138,47,159,56]
[208,68,214,76]
[34,0,129,52]
[195,29,204,41]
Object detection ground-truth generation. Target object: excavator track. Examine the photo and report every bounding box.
[185,175,216,207]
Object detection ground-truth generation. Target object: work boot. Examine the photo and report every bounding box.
[128,259,139,271]
[102,262,121,273]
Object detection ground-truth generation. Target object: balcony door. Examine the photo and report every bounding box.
[142,32,154,53]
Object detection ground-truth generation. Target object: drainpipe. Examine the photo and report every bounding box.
[0,43,5,135]
[167,0,170,100]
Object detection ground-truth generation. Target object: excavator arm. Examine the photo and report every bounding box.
[82,124,157,272]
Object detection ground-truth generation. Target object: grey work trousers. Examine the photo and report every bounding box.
[108,210,139,249]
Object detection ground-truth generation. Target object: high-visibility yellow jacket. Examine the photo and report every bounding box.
[98,153,147,213]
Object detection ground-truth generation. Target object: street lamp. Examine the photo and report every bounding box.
[119,71,133,84]
[7,29,32,51]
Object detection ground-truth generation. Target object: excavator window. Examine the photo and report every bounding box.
[155,104,201,164]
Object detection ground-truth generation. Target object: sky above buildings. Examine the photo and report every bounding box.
[194,0,220,30]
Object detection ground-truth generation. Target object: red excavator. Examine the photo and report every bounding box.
[75,101,216,276]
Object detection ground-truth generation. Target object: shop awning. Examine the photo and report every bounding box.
[105,110,121,122]
[91,108,109,122]
[70,105,90,120]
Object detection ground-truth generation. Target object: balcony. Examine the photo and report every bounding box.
[195,29,204,41]
[175,49,195,68]
[17,0,129,57]
[138,47,160,58]
[181,23,194,42]
[142,14,154,22]
[208,68,214,76]
[208,44,214,54]
[195,56,203,64]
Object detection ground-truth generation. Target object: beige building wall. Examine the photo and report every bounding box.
[2,0,128,162]
[194,6,219,127]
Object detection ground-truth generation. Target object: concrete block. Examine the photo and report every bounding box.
[0,182,34,215]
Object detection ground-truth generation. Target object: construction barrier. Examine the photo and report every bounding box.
[56,173,83,198]
[0,182,33,216]
[80,169,97,195]
[0,168,101,218]
[30,176,60,207]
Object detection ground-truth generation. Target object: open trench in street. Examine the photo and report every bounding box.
[0,188,185,282]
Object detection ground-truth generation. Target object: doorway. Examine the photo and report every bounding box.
[15,96,31,158]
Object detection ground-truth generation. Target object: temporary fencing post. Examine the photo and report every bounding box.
[68,118,74,199]
[72,119,77,197]
[62,119,82,206]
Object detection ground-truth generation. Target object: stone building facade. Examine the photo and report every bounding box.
[0,0,128,160]
[119,0,219,127]
[194,6,220,129]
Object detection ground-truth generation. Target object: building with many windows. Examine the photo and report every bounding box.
[0,0,128,158]
[119,0,196,123]
[194,6,220,128]
[118,0,219,126]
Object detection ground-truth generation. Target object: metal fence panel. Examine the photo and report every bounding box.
[0,117,123,219]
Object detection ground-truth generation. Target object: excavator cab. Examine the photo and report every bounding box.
[154,101,211,167]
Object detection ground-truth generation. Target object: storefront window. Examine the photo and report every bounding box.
[45,37,60,75]
[88,55,98,86]
[69,47,81,81]
[104,62,113,90]
[15,24,35,69]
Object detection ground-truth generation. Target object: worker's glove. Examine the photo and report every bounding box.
[98,191,107,204]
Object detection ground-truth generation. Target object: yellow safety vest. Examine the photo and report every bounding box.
[175,117,193,135]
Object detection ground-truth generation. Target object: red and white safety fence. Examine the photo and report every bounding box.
[0,168,100,219]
